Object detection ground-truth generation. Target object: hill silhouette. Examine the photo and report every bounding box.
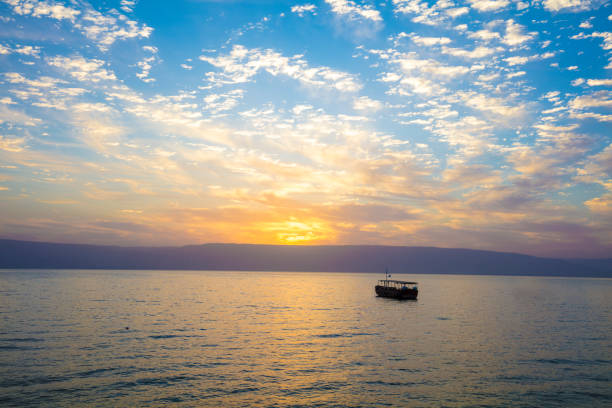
[1,239,610,277]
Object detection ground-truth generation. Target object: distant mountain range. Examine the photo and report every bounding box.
[0,239,610,277]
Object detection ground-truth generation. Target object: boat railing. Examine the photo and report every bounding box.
[377,279,418,289]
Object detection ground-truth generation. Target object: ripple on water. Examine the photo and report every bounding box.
[1,271,610,407]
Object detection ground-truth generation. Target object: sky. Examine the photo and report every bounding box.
[0,0,610,258]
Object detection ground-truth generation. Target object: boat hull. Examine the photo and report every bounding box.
[375,285,418,300]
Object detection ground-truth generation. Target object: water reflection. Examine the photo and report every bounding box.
[0,271,610,406]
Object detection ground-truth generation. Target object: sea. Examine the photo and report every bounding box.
[1,270,610,407]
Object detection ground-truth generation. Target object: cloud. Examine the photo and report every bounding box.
[73,102,113,113]
[571,31,612,52]
[410,34,452,46]
[542,0,594,12]
[504,55,530,65]
[445,7,469,18]
[353,96,383,112]
[200,45,362,92]
[0,43,41,57]
[468,29,502,41]
[4,72,64,88]
[391,0,450,26]
[291,4,316,17]
[74,8,152,51]
[3,0,80,21]
[325,0,382,22]
[502,19,535,46]
[429,115,495,156]
[120,0,137,13]
[0,135,27,152]
[203,89,245,113]
[506,70,526,78]
[569,91,612,109]
[586,79,612,86]
[0,105,41,126]
[47,55,117,82]
[3,0,152,51]
[458,91,526,120]
[136,59,158,83]
[441,45,499,59]
[468,0,509,12]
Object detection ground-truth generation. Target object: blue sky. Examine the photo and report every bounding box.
[0,0,611,257]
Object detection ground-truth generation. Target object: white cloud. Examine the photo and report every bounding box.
[0,105,41,126]
[4,72,64,88]
[136,51,159,83]
[441,45,499,59]
[388,76,439,96]
[571,112,612,121]
[445,7,469,18]
[0,43,41,57]
[75,8,152,51]
[516,1,529,10]
[392,0,448,26]
[14,44,40,57]
[325,0,382,22]
[478,72,500,81]
[73,102,113,113]
[120,0,137,13]
[590,32,612,50]
[468,29,501,41]
[543,91,560,100]
[567,91,612,122]
[200,45,362,93]
[587,79,612,86]
[353,96,383,112]
[203,89,245,113]
[4,0,152,51]
[291,4,316,17]
[47,55,117,83]
[459,91,526,120]
[569,91,612,109]
[3,0,80,21]
[571,31,612,51]
[0,135,27,152]
[389,53,471,80]
[410,35,452,46]
[543,0,594,12]
[468,0,510,12]
[504,55,530,65]
[503,19,535,46]
[506,71,526,78]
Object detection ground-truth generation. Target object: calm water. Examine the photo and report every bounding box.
[1,270,610,407]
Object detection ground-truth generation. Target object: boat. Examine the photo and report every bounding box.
[375,269,418,300]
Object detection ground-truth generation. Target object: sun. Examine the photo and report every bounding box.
[263,218,333,244]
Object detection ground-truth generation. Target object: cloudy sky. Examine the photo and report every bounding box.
[0,0,610,257]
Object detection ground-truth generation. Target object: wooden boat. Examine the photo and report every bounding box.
[375,269,418,300]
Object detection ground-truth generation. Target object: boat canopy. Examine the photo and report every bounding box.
[378,279,418,285]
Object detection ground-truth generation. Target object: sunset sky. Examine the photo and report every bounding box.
[0,0,610,257]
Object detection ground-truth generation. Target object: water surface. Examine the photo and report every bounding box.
[1,270,610,407]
